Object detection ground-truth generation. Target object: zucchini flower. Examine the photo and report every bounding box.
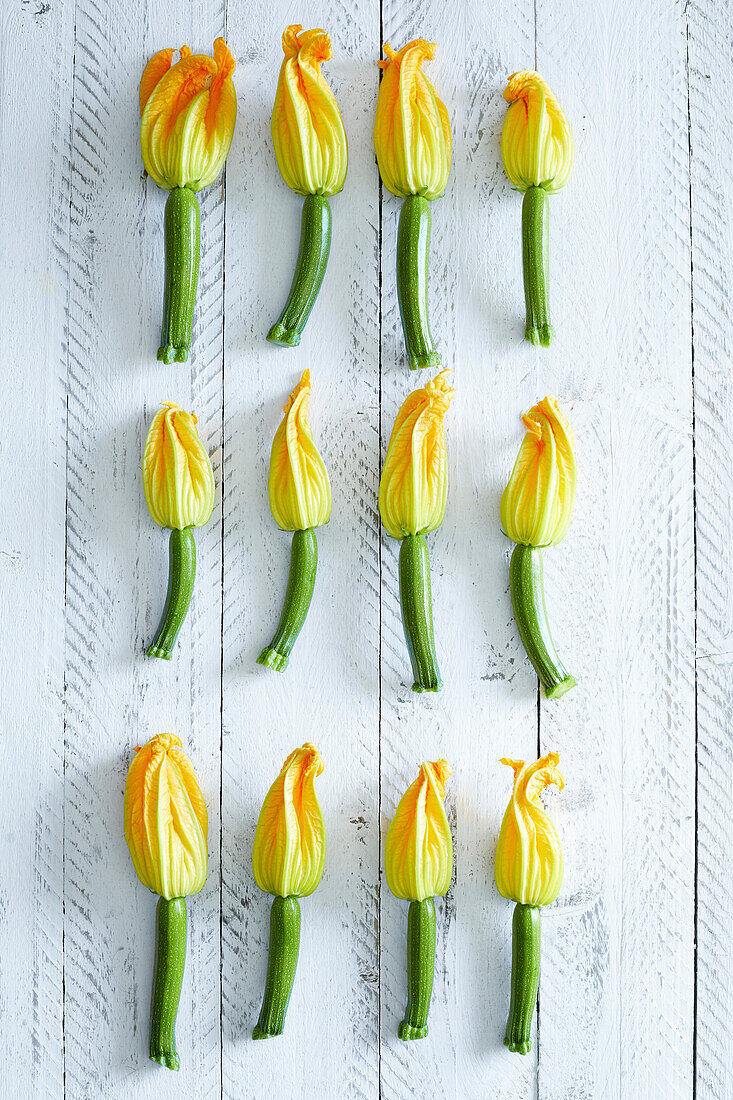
[500,71,573,347]
[385,760,453,1040]
[379,371,454,692]
[252,744,326,1040]
[374,41,452,370]
[143,403,215,661]
[123,734,208,1070]
[267,25,348,348]
[501,397,576,698]
[139,39,237,363]
[500,396,576,547]
[258,372,331,673]
[494,754,564,1055]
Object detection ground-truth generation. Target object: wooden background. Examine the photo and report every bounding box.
[1,0,730,1096]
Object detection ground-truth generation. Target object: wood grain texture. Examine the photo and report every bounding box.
[535,3,695,1099]
[0,2,74,1096]
[688,1,733,1096]
[0,0,722,1097]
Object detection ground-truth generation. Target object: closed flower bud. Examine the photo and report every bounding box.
[374,40,452,200]
[500,396,576,547]
[495,753,564,908]
[252,744,326,898]
[385,760,453,902]
[268,371,331,531]
[143,402,215,530]
[501,71,573,193]
[124,734,208,900]
[140,38,237,191]
[271,25,348,197]
[379,369,454,539]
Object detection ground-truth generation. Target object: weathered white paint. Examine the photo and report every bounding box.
[0,0,725,1097]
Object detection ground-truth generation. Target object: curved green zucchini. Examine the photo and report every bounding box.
[150,896,187,1070]
[509,543,575,698]
[267,193,331,347]
[158,186,201,364]
[398,898,436,1041]
[396,195,441,371]
[521,185,554,347]
[253,896,301,1039]
[504,902,541,1055]
[398,534,442,693]
[147,527,196,661]
[257,528,318,673]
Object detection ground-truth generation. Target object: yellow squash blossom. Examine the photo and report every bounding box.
[385,760,453,902]
[143,402,215,530]
[379,369,454,539]
[268,371,331,531]
[501,71,573,193]
[271,25,348,197]
[140,37,237,191]
[123,733,208,900]
[253,744,326,898]
[374,40,452,200]
[500,395,576,547]
[495,753,564,908]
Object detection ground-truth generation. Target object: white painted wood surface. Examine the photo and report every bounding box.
[0,0,727,1097]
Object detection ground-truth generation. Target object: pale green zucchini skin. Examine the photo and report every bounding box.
[504,902,541,1055]
[158,186,201,364]
[257,528,318,673]
[147,527,196,661]
[521,185,554,347]
[509,544,575,698]
[398,534,442,693]
[398,898,437,1040]
[150,896,188,1070]
[267,194,332,347]
[396,195,441,371]
[253,896,302,1039]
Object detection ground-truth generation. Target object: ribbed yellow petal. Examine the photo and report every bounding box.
[271,25,348,197]
[252,744,326,898]
[495,754,564,907]
[385,760,453,902]
[500,395,575,547]
[140,38,237,190]
[123,733,208,900]
[379,369,454,539]
[143,402,215,530]
[373,40,452,200]
[501,71,573,193]
[267,371,332,531]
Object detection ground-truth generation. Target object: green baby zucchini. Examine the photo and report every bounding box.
[267,193,331,347]
[509,544,575,698]
[398,898,437,1041]
[396,195,441,371]
[257,528,318,673]
[150,896,187,1070]
[253,896,301,1040]
[158,186,201,364]
[504,902,541,1055]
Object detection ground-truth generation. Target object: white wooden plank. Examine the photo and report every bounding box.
[62,2,224,1096]
[688,0,733,1095]
[695,655,733,1100]
[220,7,381,1098]
[0,2,74,1096]
[535,2,695,1098]
[376,4,542,1098]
